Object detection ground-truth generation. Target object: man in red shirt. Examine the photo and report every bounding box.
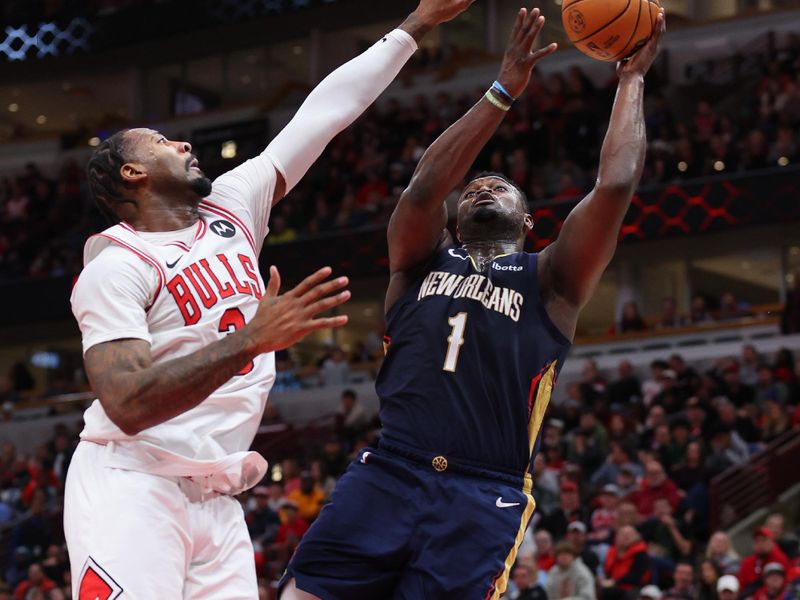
[276,500,309,550]
[627,460,682,517]
[13,564,56,599]
[739,528,791,598]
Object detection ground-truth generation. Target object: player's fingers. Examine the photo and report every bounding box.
[299,275,349,304]
[306,290,352,316]
[523,12,544,49]
[265,266,280,298]
[530,42,558,65]
[509,8,525,42]
[307,315,350,331]
[288,266,333,297]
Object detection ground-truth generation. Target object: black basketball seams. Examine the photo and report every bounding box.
[568,0,633,45]
[609,0,643,61]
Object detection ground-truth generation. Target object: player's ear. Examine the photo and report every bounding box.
[120,162,147,185]
[455,224,462,243]
[524,213,533,231]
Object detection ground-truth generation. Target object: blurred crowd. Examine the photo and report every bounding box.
[2,33,800,283]
[2,342,800,598]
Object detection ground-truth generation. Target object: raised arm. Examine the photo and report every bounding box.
[539,11,665,337]
[387,7,557,276]
[84,267,349,435]
[266,0,476,203]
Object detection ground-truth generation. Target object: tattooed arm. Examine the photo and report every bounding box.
[83,267,349,436]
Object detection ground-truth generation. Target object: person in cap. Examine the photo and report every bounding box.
[639,585,664,600]
[567,521,600,574]
[716,574,740,600]
[588,485,623,545]
[275,499,309,550]
[546,541,596,600]
[540,480,589,539]
[247,485,281,544]
[752,562,788,600]
[738,527,791,596]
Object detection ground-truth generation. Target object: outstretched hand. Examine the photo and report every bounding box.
[618,8,665,79]
[497,7,558,99]
[414,0,477,27]
[245,266,350,354]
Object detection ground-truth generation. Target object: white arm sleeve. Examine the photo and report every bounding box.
[266,28,418,194]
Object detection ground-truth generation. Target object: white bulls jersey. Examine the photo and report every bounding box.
[70,150,284,495]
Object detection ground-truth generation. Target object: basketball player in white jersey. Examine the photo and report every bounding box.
[65,2,475,597]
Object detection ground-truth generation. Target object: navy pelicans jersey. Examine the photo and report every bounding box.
[376,244,572,477]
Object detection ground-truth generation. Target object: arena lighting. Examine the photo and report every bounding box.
[713,160,725,171]
[221,140,237,159]
[88,137,101,147]
[778,156,789,167]
[35,114,47,125]
[677,161,688,172]
[7,103,18,112]
[0,18,93,61]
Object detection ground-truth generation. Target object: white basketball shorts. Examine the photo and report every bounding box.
[64,441,258,599]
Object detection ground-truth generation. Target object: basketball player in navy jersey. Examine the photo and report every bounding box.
[281,7,665,600]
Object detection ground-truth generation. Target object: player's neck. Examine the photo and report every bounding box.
[127,198,201,232]
[461,240,520,272]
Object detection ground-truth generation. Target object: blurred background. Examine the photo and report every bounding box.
[1,0,800,598]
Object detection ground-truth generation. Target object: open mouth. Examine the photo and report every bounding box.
[474,193,496,207]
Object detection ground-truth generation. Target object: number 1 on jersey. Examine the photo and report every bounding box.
[443,312,468,373]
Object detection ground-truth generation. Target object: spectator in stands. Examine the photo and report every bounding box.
[286,471,325,524]
[247,486,281,545]
[309,459,336,499]
[689,295,714,325]
[782,272,800,334]
[13,563,56,599]
[639,497,692,563]
[540,480,589,540]
[764,513,798,560]
[618,301,647,334]
[773,349,796,384]
[752,562,788,600]
[510,562,548,600]
[656,297,683,330]
[697,558,722,600]
[591,442,641,488]
[643,361,670,405]
[588,484,622,545]
[719,292,745,321]
[608,360,642,406]
[275,500,309,552]
[535,529,556,573]
[740,345,762,387]
[627,460,682,517]
[739,527,791,598]
[755,365,790,407]
[761,395,792,443]
[715,398,760,447]
[639,585,663,600]
[716,575,740,600]
[546,541,596,600]
[600,525,651,600]
[566,521,600,574]
[319,346,351,386]
[664,561,697,600]
[280,459,301,495]
[705,424,749,477]
[706,531,741,575]
[336,388,372,446]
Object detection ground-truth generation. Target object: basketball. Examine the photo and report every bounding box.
[562,0,661,62]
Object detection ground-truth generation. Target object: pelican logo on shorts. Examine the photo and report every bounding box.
[210,219,236,238]
[431,456,448,472]
[77,557,123,600]
[568,10,586,35]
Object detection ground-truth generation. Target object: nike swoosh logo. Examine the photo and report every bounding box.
[166,257,182,269]
[448,249,468,261]
[496,497,520,508]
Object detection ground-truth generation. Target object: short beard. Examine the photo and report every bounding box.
[459,208,524,244]
[191,175,213,198]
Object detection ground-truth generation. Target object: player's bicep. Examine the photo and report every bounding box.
[387,193,449,274]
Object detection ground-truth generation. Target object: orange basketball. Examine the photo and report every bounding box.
[562,0,661,62]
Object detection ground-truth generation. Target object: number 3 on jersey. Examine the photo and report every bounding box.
[443,312,468,372]
[218,307,254,375]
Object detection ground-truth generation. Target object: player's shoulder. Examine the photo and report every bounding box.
[77,229,160,291]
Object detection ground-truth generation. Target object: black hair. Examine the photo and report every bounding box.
[342,389,356,400]
[86,130,134,224]
[467,171,529,211]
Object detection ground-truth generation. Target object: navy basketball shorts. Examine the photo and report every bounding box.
[279,446,535,599]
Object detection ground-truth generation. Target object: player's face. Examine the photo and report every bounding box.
[456,177,532,243]
[126,128,211,198]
